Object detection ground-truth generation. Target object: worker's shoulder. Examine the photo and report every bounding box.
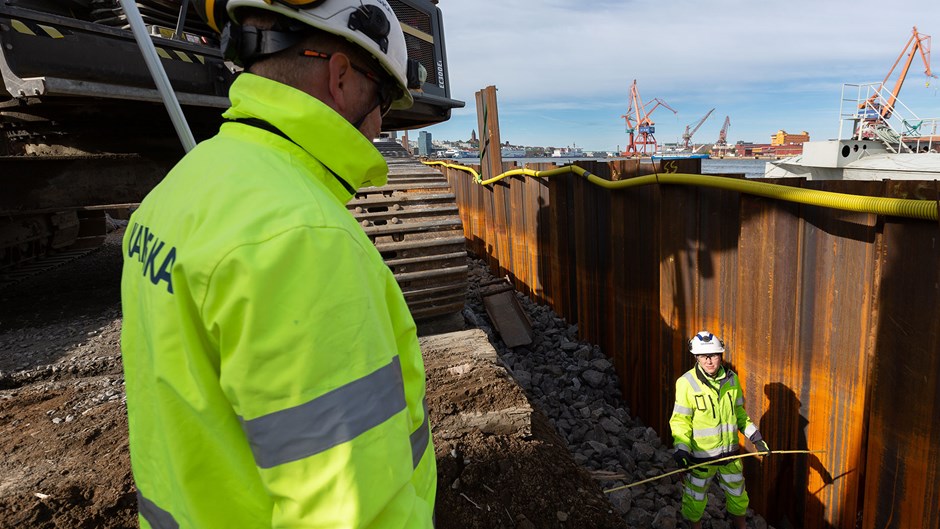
[168,133,347,218]
[137,139,366,260]
[675,367,697,385]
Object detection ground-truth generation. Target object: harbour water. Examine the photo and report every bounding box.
[472,156,771,178]
[701,158,769,179]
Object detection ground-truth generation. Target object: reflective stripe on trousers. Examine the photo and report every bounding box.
[680,458,749,522]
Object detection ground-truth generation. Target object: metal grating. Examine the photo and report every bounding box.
[404,33,435,79]
[388,0,432,34]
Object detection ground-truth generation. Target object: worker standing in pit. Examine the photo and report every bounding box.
[669,331,770,529]
[120,1,434,527]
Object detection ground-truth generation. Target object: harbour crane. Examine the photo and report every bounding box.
[711,116,732,157]
[859,26,936,125]
[681,108,714,150]
[716,116,731,146]
[620,80,677,155]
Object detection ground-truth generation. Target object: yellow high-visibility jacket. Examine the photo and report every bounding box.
[121,73,435,529]
[669,365,762,464]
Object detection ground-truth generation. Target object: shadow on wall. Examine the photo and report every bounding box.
[760,382,836,529]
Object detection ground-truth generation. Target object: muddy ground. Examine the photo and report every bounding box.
[0,232,627,528]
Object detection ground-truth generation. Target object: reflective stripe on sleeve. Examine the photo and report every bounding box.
[137,492,179,529]
[411,399,430,468]
[744,424,758,438]
[675,443,691,454]
[673,404,693,416]
[735,396,744,406]
[693,423,737,438]
[682,372,702,392]
[241,356,407,469]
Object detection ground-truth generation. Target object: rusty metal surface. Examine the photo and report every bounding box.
[862,182,940,529]
[433,159,940,529]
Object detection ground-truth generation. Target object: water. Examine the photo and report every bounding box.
[701,158,769,178]
[442,156,772,178]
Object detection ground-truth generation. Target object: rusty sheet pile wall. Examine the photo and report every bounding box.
[438,160,940,529]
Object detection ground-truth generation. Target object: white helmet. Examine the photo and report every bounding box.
[688,331,725,355]
[196,0,418,110]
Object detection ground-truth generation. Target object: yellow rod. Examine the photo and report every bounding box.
[602,449,828,494]
[423,161,939,221]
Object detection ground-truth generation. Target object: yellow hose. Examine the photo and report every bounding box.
[602,449,827,494]
[423,160,482,183]
[422,161,940,221]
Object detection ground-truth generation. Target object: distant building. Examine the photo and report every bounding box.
[417,131,433,157]
[771,130,810,146]
[734,142,804,158]
[470,129,478,143]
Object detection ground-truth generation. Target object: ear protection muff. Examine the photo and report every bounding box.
[347,4,390,53]
[688,331,724,353]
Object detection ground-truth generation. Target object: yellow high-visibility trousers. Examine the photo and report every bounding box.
[681,458,749,522]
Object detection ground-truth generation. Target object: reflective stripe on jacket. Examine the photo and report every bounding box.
[121,73,435,528]
[669,365,760,464]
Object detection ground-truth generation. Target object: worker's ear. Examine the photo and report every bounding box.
[327,52,354,112]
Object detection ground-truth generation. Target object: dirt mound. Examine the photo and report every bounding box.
[424,330,628,529]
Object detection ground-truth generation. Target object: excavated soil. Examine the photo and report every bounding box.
[0,232,627,528]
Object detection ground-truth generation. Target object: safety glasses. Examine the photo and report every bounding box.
[300,49,395,116]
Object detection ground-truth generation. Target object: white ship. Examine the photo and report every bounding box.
[765,83,939,181]
[551,145,584,158]
[501,147,527,158]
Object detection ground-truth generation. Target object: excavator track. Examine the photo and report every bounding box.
[357,141,467,321]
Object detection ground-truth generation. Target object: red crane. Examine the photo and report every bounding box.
[620,80,677,155]
[681,108,714,150]
[859,26,936,124]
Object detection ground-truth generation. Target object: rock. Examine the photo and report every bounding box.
[652,505,678,529]
[634,441,655,461]
[591,358,613,371]
[609,489,632,513]
[581,369,606,388]
[556,511,568,522]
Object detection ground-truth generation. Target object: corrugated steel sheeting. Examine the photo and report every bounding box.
[439,160,940,529]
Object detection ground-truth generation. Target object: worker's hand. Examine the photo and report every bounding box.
[673,449,691,468]
[755,440,771,454]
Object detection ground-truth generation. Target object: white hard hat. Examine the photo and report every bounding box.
[196,0,415,110]
[688,331,725,355]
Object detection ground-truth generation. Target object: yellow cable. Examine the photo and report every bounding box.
[602,449,827,494]
[422,160,481,183]
[422,161,939,221]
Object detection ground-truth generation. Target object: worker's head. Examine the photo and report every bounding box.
[195,0,426,138]
[689,330,725,376]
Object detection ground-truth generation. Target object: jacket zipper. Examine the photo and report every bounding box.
[708,395,716,419]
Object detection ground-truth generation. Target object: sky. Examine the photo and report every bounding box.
[416,0,940,152]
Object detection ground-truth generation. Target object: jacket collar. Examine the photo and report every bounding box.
[695,364,731,391]
[221,73,388,202]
